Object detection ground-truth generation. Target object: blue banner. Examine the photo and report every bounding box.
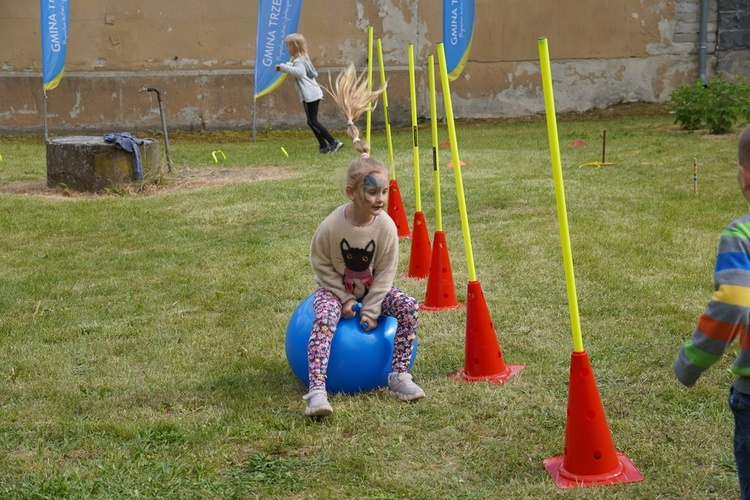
[254,0,303,99]
[443,0,474,81]
[41,0,69,91]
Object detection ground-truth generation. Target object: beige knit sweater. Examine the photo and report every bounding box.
[310,204,398,319]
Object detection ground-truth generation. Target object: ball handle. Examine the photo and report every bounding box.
[352,302,368,330]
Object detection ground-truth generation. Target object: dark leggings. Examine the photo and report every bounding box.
[730,387,750,499]
[303,100,335,149]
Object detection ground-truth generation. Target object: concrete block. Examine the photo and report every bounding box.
[46,135,159,192]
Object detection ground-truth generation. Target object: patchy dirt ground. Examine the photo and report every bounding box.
[0,167,293,199]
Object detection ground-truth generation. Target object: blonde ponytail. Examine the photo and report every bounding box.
[325,63,386,156]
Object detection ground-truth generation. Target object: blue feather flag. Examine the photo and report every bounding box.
[443,0,474,81]
[41,0,69,91]
[254,0,303,99]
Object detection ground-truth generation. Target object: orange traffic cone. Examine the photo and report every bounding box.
[421,231,461,311]
[543,351,643,489]
[405,211,431,279]
[387,179,411,238]
[450,281,524,383]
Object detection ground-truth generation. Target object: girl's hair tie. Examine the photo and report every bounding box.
[352,138,361,143]
[346,119,354,126]
[360,152,369,159]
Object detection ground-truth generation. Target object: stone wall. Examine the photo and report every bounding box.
[717,0,750,78]
[0,0,746,134]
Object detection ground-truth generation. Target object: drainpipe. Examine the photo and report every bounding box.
[698,0,709,83]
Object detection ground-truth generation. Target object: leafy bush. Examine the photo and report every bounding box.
[669,80,707,131]
[669,77,750,134]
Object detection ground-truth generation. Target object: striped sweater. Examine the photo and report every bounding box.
[674,213,750,395]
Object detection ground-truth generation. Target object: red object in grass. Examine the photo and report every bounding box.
[572,140,586,146]
[543,351,644,489]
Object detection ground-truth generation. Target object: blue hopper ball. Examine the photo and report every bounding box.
[285,293,417,393]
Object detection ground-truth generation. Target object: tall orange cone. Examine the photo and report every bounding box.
[421,231,461,311]
[543,351,643,488]
[537,38,642,489]
[450,281,524,383]
[406,211,431,279]
[387,179,411,238]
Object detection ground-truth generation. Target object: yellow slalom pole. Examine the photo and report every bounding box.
[428,54,442,232]
[377,39,396,177]
[408,44,422,213]
[538,37,584,353]
[366,27,374,144]
[437,43,476,282]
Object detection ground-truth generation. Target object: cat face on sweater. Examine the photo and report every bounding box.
[341,239,375,272]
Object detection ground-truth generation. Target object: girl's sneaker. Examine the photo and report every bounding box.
[302,389,333,417]
[387,372,425,401]
[328,141,344,154]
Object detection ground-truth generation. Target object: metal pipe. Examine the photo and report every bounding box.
[43,92,49,142]
[140,86,173,172]
[698,0,709,83]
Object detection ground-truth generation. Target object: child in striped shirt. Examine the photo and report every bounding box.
[674,125,750,499]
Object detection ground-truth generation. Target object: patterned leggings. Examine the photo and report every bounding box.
[308,286,419,390]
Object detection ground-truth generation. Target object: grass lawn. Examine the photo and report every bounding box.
[0,106,745,498]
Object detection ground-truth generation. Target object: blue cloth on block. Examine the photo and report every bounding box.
[104,132,145,179]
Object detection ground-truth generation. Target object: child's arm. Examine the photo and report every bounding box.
[310,223,357,305]
[675,288,747,385]
[360,223,399,321]
[276,59,306,78]
[674,231,750,386]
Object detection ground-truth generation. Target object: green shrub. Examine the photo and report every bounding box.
[669,77,750,134]
[669,80,707,131]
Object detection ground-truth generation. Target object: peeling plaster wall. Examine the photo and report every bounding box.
[0,0,742,134]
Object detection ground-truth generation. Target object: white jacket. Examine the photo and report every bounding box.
[277,58,324,103]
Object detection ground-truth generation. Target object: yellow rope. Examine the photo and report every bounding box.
[578,161,615,168]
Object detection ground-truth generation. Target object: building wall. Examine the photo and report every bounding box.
[717,0,750,77]
[0,0,743,134]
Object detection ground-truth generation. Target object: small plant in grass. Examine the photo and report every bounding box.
[669,77,750,134]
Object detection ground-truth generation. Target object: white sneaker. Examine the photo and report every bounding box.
[387,372,425,401]
[302,389,333,417]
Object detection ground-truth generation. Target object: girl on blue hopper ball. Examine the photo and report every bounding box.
[275,33,343,155]
[303,64,424,417]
